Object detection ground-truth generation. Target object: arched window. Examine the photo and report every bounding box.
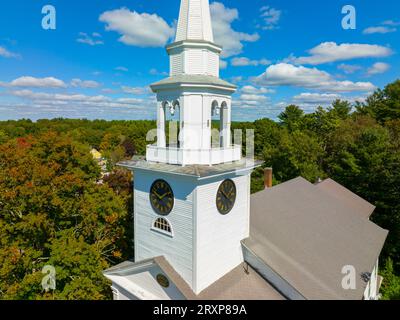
[152,217,173,236]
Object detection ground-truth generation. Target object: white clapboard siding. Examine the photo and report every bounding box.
[134,170,195,287]
[175,0,189,41]
[186,49,204,74]
[194,173,251,293]
[170,53,184,76]
[175,0,214,42]
[187,0,202,40]
[206,51,219,77]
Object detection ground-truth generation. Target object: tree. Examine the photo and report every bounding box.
[356,80,400,123]
[0,132,131,300]
[380,258,400,300]
[121,139,136,158]
[328,99,352,120]
[263,130,325,183]
[0,130,8,144]
[278,105,304,131]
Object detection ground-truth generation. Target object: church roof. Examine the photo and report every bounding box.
[244,177,388,300]
[104,257,285,300]
[197,263,285,300]
[150,74,237,91]
[315,178,376,218]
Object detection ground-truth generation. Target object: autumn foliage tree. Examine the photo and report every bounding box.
[0,132,132,300]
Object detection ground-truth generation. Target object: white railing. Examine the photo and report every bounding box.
[146,145,242,166]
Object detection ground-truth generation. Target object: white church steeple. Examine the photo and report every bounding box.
[111,0,257,298]
[149,0,240,166]
[175,0,214,42]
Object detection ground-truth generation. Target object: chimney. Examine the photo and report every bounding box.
[264,168,273,189]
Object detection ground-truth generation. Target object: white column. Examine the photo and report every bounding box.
[158,102,167,147]
[220,102,230,148]
[225,102,232,148]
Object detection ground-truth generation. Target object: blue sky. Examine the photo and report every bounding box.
[0,0,399,121]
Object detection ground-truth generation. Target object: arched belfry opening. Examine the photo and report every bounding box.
[211,100,221,148]
[169,100,181,148]
[211,100,229,148]
[160,100,181,148]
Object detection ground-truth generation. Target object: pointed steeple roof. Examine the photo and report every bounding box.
[175,0,214,42]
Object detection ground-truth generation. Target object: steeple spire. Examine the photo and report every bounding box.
[175,0,214,42]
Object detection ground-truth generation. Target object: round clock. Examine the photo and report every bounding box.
[156,274,170,288]
[150,179,174,216]
[216,179,237,215]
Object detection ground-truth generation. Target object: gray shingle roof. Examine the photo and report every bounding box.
[315,178,375,218]
[245,177,388,300]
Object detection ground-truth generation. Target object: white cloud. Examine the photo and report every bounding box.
[115,66,129,72]
[287,42,393,65]
[101,88,119,94]
[9,76,67,88]
[0,46,20,59]
[71,79,101,88]
[259,6,281,30]
[210,2,259,58]
[240,85,275,94]
[231,57,271,67]
[363,20,399,34]
[121,86,149,95]
[239,94,269,102]
[219,60,228,69]
[232,86,273,109]
[292,93,341,104]
[337,64,362,74]
[229,76,243,84]
[77,32,104,46]
[232,96,270,108]
[8,89,146,109]
[367,62,390,75]
[363,26,396,34]
[149,68,168,76]
[382,20,400,26]
[99,8,175,47]
[253,63,376,92]
[289,92,369,112]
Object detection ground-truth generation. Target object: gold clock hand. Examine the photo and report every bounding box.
[221,190,230,199]
[160,192,172,200]
[153,191,163,200]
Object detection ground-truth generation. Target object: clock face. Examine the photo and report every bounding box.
[150,180,174,216]
[216,179,237,215]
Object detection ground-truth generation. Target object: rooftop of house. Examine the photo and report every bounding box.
[244,177,388,300]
